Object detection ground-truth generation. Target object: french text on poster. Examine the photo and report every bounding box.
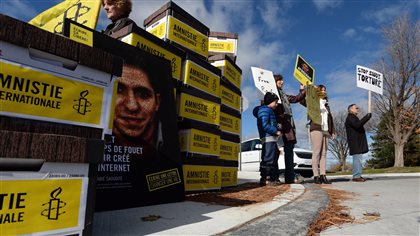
[0,61,106,128]
[0,178,88,235]
[251,67,280,102]
[293,54,314,85]
[356,65,383,95]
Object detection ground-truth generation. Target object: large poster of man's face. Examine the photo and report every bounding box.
[113,63,161,147]
[95,52,184,212]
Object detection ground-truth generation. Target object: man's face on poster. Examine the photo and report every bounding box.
[113,65,161,142]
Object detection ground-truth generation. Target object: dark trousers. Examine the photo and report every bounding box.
[283,137,296,183]
[260,141,279,180]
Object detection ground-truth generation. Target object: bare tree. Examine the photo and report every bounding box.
[328,110,349,171]
[373,15,420,167]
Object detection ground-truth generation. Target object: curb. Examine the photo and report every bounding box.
[224,184,329,236]
[329,172,420,179]
[217,184,305,235]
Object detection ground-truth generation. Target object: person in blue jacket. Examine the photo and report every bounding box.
[253,92,282,186]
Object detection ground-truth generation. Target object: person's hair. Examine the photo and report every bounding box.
[123,57,161,94]
[102,0,132,18]
[317,84,327,100]
[318,84,326,90]
[348,104,356,112]
[274,74,283,81]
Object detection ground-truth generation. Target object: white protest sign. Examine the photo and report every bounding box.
[251,67,281,102]
[356,65,383,95]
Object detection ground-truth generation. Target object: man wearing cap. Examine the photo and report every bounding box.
[274,74,306,184]
[253,92,282,186]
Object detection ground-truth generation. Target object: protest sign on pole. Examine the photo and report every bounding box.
[356,65,383,112]
[293,54,315,85]
[251,67,281,103]
[356,65,383,95]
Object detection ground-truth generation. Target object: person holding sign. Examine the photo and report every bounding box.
[253,92,282,186]
[102,0,137,37]
[345,104,371,182]
[273,74,306,184]
[305,85,335,184]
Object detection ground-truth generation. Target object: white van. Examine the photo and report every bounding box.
[239,138,313,178]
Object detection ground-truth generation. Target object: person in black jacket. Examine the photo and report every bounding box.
[102,0,137,37]
[273,74,306,184]
[345,104,371,182]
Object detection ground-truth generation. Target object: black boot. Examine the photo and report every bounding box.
[313,176,321,184]
[260,177,268,186]
[320,175,331,184]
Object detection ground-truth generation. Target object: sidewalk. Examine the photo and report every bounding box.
[92,171,305,235]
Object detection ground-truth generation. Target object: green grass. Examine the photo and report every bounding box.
[328,166,420,176]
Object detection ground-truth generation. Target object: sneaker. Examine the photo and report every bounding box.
[260,178,268,186]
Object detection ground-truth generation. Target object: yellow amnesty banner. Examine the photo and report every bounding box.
[179,128,220,156]
[0,61,104,127]
[178,93,220,126]
[220,139,239,161]
[220,85,241,111]
[29,0,101,34]
[166,16,209,58]
[0,178,86,235]
[146,18,167,39]
[183,60,220,97]
[212,60,242,89]
[208,38,237,54]
[221,167,238,187]
[220,111,241,135]
[121,33,182,80]
[183,165,221,191]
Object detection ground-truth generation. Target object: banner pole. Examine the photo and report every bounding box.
[368,90,371,113]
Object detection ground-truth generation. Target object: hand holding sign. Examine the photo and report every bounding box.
[251,67,281,103]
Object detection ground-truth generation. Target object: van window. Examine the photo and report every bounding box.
[252,139,262,150]
[241,140,254,152]
[241,139,262,151]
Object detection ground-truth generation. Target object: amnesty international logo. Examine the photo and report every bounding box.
[213,170,219,184]
[29,0,101,34]
[73,90,92,115]
[50,1,92,34]
[171,58,177,74]
[41,187,67,220]
[213,138,218,151]
[212,79,217,92]
[201,39,207,53]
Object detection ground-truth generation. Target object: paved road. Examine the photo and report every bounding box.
[224,184,329,236]
[322,176,420,235]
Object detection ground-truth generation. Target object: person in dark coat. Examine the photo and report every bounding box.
[102,0,137,38]
[273,74,306,184]
[345,104,371,182]
[253,92,282,186]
